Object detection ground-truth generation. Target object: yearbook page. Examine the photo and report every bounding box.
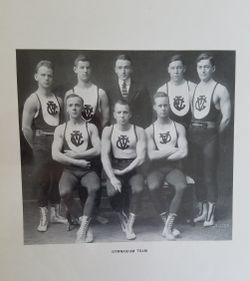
[0,0,249,280]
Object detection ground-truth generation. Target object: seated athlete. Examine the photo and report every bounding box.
[52,94,101,243]
[101,100,146,240]
[146,92,188,240]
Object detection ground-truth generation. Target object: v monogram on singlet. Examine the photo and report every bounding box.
[192,81,220,121]
[152,119,177,151]
[34,92,61,130]
[165,81,190,116]
[111,124,138,159]
[72,84,100,122]
[63,122,90,154]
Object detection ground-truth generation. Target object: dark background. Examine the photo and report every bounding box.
[16,50,235,200]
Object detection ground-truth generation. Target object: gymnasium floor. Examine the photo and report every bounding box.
[23,193,232,245]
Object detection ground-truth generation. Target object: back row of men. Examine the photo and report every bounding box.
[22,53,231,242]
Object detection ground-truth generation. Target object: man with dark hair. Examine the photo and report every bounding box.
[107,54,152,128]
[52,94,101,243]
[22,60,67,232]
[189,52,231,226]
[65,54,109,131]
[146,92,188,240]
[65,54,110,224]
[157,54,196,129]
[101,100,146,240]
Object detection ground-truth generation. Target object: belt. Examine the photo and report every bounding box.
[35,129,54,136]
[191,121,217,129]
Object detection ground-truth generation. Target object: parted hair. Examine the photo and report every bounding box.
[168,54,185,66]
[153,91,169,103]
[35,60,54,73]
[65,93,84,106]
[74,54,92,66]
[114,54,133,65]
[196,52,215,66]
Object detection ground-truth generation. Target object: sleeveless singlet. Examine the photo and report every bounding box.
[62,121,92,154]
[152,119,178,151]
[192,82,220,122]
[111,124,138,159]
[158,81,192,128]
[72,84,100,125]
[33,92,61,132]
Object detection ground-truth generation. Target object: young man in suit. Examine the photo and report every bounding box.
[107,54,152,128]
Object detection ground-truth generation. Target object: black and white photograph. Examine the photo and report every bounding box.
[16,50,235,245]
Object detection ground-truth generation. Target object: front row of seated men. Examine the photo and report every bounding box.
[52,93,187,242]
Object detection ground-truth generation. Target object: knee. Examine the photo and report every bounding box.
[174,182,187,194]
[147,181,161,192]
[59,187,72,200]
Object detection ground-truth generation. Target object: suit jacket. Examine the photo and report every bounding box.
[107,79,153,128]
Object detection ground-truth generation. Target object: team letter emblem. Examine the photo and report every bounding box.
[47,101,58,115]
[173,96,185,111]
[71,130,84,147]
[116,135,130,150]
[159,132,171,144]
[195,95,207,111]
[82,104,94,121]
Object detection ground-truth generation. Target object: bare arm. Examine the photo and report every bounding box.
[115,127,146,175]
[218,86,231,133]
[22,94,38,149]
[65,124,101,159]
[99,89,110,128]
[146,126,178,161]
[101,126,121,191]
[167,123,188,161]
[52,125,90,168]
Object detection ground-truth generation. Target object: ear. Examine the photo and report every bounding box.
[34,73,38,81]
[153,104,156,112]
[212,65,216,73]
[73,66,77,74]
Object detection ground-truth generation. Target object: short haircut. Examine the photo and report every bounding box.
[153,91,169,104]
[196,52,215,67]
[168,54,185,66]
[35,60,54,73]
[114,54,133,65]
[113,99,130,111]
[74,54,91,67]
[65,93,84,106]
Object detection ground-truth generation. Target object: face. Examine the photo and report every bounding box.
[153,97,170,118]
[168,60,185,83]
[74,60,92,82]
[113,103,131,125]
[114,59,133,81]
[35,66,53,88]
[66,96,83,119]
[197,59,215,82]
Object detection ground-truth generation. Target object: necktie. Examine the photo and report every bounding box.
[121,81,128,99]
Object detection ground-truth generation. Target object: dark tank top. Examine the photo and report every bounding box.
[33,93,62,132]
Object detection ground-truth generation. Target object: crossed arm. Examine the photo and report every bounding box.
[146,123,188,162]
[52,124,100,168]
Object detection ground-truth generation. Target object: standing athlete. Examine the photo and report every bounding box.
[22,60,67,232]
[52,94,101,243]
[101,100,146,240]
[157,54,196,129]
[65,54,110,224]
[146,92,188,240]
[189,53,231,226]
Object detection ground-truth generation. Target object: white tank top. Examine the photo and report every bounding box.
[111,124,137,159]
[153,120,177,151]
[64,122,89,153]
[192,81,219,120]
[35,92,60,126]
[73,84,99,122]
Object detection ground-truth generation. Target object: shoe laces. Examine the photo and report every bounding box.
[167,215,176,232]
[78,218,90,238]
